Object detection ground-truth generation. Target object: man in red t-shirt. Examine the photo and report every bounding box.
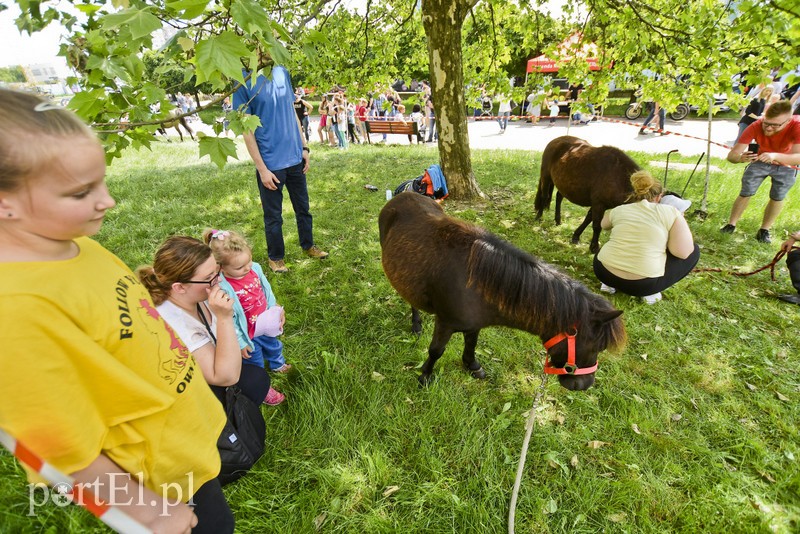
[721,100,800,243]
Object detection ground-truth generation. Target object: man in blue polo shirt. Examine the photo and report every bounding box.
[234,65,328,273]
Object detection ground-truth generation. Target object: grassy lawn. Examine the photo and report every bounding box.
[1,140,798,533]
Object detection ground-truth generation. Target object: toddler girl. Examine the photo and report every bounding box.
[204,229,292,384]
[548,97,560,126]
[0,88,231,532]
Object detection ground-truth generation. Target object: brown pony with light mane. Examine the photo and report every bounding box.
[379,192,626,391]
[534,135,639,253]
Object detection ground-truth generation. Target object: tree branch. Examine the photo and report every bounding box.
[92,74,251,129]
[291,0,332,40]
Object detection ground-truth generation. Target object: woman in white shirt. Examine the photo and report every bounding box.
[138,236,273,404]
[594,171,700,304]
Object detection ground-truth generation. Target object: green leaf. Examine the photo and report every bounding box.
[75,4,102,15]
[99,8,161,39]
[139,83,166,104]
[166,0,209,20]
[194,31,249,84]
[100,8,161,40]
[177,37,194,52]
[230,0,271,35]
[263,25,291,66]
[86,55,132,83]
[198,135,238,169]
[67,88,108,119]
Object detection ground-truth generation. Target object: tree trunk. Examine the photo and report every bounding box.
[421,0,483,200]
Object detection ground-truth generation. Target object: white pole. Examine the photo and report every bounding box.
[703,95,713,212]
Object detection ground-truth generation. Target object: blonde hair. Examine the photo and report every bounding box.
[136,236,212,306]
[627,170,664,202]
[0,88,95,192]
[202,228,251,266]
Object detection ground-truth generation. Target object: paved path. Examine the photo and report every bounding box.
[458,115,738,159]
[191,114,741,159]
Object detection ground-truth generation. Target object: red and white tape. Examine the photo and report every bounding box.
[466,113,800,171]
[0,428,151,534]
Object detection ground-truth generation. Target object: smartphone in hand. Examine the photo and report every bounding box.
[748,142,759,154]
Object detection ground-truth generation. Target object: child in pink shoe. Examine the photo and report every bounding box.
[204,229,290,405]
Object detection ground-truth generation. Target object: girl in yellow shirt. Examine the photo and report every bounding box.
[0,89,230,533]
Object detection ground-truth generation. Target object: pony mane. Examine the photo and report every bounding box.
[466,233,617,338]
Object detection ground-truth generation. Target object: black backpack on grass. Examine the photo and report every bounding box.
[217,386,266,485]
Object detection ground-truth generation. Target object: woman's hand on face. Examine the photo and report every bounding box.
[207,287,234,317]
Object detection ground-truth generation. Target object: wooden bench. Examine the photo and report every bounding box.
[364,119,419,143]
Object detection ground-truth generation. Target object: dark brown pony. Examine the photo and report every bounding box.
[534,135,639,253]
[379,193,626,391]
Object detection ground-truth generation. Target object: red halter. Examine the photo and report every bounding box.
[543,327,598,376]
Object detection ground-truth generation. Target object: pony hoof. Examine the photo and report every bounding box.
[418,374,433,387]
[571,237,580,245]
[470,367,487,379]
[411,324,422,336]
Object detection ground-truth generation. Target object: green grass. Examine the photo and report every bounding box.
[1,140,798,533]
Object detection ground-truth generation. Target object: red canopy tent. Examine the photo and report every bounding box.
[526,33,606,74]
[526,55,604,73]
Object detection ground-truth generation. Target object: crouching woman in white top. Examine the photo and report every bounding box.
[593,171,700,304]
[137,236,272,404]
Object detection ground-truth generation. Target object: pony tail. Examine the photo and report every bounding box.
[627,170,663,202]
[136,265,170,306]
[201,228,215,245]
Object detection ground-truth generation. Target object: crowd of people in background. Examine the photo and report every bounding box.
[304,81,438,147]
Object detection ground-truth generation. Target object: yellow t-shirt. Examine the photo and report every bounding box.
[0,238,226,500]
[597,200,680,278]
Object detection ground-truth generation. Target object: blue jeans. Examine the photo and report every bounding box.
[332,123,346,147]
[497,111,509,130]
[256,162,314,260]
[642,105,665,130]
[427,118,437,142]
[242,335,285,370]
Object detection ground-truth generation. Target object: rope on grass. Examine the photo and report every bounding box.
[694,246,799,281]
[508,370,549,534]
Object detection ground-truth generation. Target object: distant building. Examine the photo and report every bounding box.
[23,63,60,84]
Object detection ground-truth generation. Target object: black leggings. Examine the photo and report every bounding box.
[211,363,270,405]
[192,478,234,533]
[593,244,700,297]
[787,248,800,293]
